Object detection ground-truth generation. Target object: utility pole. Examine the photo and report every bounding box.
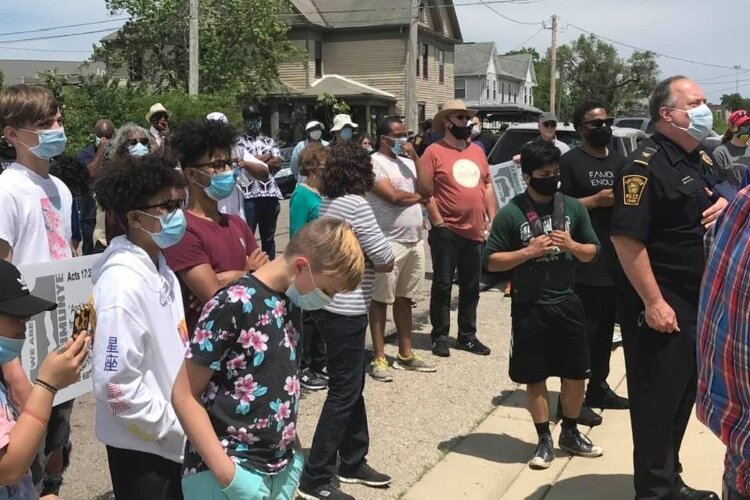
[404,0,420,133]
[188,0,199,95]
[735,65,742,94]
[549,14,558,115]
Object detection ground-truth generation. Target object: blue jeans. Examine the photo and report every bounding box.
[243,197,281,259]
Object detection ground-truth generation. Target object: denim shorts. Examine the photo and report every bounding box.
[182,450,303,500]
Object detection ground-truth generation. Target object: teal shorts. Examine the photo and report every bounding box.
[182,451,303,500]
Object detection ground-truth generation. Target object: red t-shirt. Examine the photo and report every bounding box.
[422,140,491,242]
[164,211,259,331]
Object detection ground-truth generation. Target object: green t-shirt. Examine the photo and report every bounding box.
[289,183,321,237]
[482,193,600,305]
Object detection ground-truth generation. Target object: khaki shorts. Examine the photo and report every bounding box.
[372,240,425,304]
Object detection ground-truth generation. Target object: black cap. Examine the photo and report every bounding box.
[242,105,262,121]
[0,260,57,317]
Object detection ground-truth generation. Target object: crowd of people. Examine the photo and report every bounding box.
[0,73,748,500]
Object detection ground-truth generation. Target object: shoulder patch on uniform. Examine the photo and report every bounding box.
[623,175,648,206]
[700,150,713,167]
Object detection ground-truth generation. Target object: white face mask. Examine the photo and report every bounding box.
[309,130,323,141]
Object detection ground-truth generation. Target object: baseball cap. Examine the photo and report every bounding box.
[0,260,57,317]
[305,120,325,131]
[729,110,750,128]
[539,112,558,123]
[206,112,229,124]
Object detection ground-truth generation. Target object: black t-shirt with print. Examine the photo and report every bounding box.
[559,147,624,287]
[183,274,302,476]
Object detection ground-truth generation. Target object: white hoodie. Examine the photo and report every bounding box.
[91,236,188,463]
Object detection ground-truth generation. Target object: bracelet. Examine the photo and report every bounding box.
[34,379,58,395]
[21,409,48,428]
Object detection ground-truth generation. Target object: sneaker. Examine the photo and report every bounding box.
[431,337,451,357]
[318,366,329,381]
[300,368,328,391]
[298,483,354,500]
[555,399,602,427]
[559,427,603,458]
[587,388,629,410]
[393,353,437,372]
[528,435,555,470]
[369,357,393,383]
[455,337,491,356]
[338,463,392,488]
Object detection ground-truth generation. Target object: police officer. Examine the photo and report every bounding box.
[610,76,726,500]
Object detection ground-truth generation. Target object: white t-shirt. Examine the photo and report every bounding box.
[366,152,423,243]
[0,163,73,265]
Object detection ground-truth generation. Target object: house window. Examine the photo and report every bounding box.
[493,79,496,100]
[501,82,505,103]
[524,86,528,104]
[314,41,322,78]
[418,102,426,125]
[454,78,466,99]
[129,55,144,82]
[422,43,429,80]
[486,79,490,99]
[438,50,445,83]
[514,87,517,103]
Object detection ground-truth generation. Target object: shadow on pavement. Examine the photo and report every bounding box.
[525,473,633,500]
[437,432,536,465]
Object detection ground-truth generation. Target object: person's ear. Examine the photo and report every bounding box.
[659,106,673,123]
[3,126,20,146]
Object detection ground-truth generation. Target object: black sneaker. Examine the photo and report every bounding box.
[675,477,719,500]
[431,337,451,357]
[455,337,491,356]
[338,463,391,488]
[559,427,603,458]
[587,388,629,410]
[298,483,354,500]
[318,366,329,382]
[528,434,554,470]
[300,368,328,391]
[555,399,602,427]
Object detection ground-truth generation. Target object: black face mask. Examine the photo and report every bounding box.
[529,176,560,196]
[587,125,612,148]
[447,119,473,141]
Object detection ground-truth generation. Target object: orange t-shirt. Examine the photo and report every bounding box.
[422,140,491,242]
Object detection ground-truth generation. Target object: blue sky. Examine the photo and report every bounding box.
[0,0,744,103]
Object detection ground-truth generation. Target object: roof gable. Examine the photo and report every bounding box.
[495,53,534,82]
[454,42,496,77]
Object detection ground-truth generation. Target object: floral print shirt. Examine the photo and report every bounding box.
[183,274,302,476]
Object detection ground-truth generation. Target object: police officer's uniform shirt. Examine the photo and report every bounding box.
[560,147,624,287]
[611,133,713,293]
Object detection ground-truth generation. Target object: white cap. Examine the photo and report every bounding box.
[305,120,325,131]
[206,112,228,123]
[330,114,359,132]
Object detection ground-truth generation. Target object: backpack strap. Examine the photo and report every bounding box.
[517,192,566,237]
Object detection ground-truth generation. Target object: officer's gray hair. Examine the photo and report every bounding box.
[649,75,688,123]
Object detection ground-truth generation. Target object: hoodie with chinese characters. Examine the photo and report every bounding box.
[91,235,188,462]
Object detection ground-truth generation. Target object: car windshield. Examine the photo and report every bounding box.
[488,129,581,165]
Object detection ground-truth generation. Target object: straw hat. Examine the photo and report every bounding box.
[146,103,171,122]
[330,114,359,133]
[433,100,477,135]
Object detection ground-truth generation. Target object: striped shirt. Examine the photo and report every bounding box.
[697,186,750,496]
[320,195,395,316]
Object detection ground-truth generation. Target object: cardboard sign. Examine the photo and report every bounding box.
[19,255,99,404]
[490,160,527,209]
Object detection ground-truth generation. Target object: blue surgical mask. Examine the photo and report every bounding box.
[286,266,333,311]
[340,128,353,142]
[19,128,67,160]
[0,336,26,364]
[670,103,714,142]
[389,137,407,156]
[128,143,149,157]
[138,209,187,249]
[200,169,236,201]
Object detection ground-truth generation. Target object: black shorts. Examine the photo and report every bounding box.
[509,294,591,384]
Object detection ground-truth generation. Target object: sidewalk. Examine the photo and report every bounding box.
[404,349,726,500]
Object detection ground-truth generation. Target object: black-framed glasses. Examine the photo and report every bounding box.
[542,121,557,128]
[190,159,234,172]
[135,198,186,213]
[127,138,150,147]
[581,117,614,129]
[450,114,472,121]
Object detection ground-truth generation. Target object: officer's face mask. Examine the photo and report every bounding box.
[668,103,713,142]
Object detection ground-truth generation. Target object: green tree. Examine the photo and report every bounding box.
[95,0,295,97]
[721,93,746,111]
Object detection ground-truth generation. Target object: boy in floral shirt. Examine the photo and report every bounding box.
[172,218,364,499]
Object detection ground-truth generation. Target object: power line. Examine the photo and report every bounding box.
[0,46,92,54]
[278,0,543,18]
[0,18,128,38]
[476,0,544,26]
[0,28,119,45]
[510,27,545,52]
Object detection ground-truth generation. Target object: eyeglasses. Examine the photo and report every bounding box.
[581,117,614,129]
[135,198,186,213]
[450,114,472,121]
[542,121,557,128]
[190,159,233,172]
[127,138,150,147]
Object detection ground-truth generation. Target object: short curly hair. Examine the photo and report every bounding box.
[320,143,374,198]
[50,155,90,196]
[92,153,186,226]
[299,142,329,177]
[170,118,237,168]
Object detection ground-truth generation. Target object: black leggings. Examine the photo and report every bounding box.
[106,446,183,500]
